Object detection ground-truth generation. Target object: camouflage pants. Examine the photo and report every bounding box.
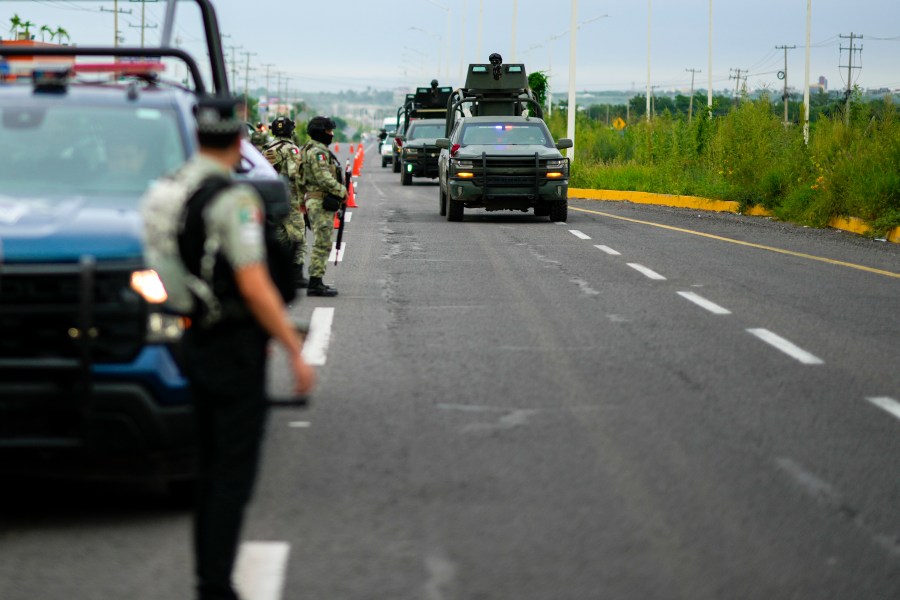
[277,200,307,266]
[305,197,335,278]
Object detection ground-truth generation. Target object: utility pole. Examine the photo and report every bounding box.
[803,0,811,144]
[776,45,796,125]
[686,67,700,122]
[275,71,283,115]
[729,68,746,105]
[839,32,863,125]
[241,51,257,121]
[128,0,160,48]
[225,44,242,89]
[100,0,132,48]
[650,85,658,119]
[646,0,652,121]
[261,63,275,124]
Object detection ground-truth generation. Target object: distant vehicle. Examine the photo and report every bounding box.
[436,59,572,222]
[398,118,445,185]
[380,131,394,167]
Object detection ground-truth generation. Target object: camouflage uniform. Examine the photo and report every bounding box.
[301,139,346,280]
[250,128,269,150]
[262,136,307,277]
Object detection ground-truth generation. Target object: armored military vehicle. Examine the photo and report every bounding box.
[393,81,452,179]
[436,55,572,221]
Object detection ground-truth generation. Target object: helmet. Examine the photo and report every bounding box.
[307,115,336,135]
[430,79,439,89]
[270,116,295,138]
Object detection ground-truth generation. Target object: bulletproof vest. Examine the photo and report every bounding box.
[177,175,249,325]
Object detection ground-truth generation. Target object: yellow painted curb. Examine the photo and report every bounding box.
[827,216,871,236]
[570,188,899,244]
[569,188,772,216]
[887,227,900,243]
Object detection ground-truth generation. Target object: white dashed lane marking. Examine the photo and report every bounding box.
[594,245,621,256]
[677,291,732,315]
[867,397,900,422]
[301,307,335,366]
[328,243,346,263]
[569,229,591,240]
[627,263,667,280]
[746,328,824,365]
[234,542,290,600]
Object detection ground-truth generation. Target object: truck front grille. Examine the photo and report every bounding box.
[0,261,147,364]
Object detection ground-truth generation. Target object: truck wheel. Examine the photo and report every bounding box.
[439,187,447,216]
[393,158,401,173]
[534,203,550,217]
[548,201,568,222]
[401,168,412,186]
[447,198,463,222]
[381,157,388,168]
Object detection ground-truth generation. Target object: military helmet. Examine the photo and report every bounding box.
[270,116,295,138]
[307,115,336,135]
[430,79,439,88]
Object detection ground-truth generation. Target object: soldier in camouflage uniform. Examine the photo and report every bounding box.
[302,116,345,297]
[249,122,269,150]
[262,116,308,288]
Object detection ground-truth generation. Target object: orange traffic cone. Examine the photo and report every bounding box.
[346,180,358,208]
[333,213,341,228]
[352,152,361,177]
[350,144,355,154]
[334,143,339,152]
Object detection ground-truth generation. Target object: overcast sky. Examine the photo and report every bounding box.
[2,0,898,95]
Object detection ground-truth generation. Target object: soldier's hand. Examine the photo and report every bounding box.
[291,352,316,396]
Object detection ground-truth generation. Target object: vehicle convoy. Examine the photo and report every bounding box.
[0,0,290,489]
[394,82,453,184]
[436,56,572,222]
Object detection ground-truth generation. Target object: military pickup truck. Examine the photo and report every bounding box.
[435,59,572,222]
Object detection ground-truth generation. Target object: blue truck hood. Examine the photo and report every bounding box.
[0,194,143,263]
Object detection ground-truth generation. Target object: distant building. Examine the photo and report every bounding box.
[818,76,828,93]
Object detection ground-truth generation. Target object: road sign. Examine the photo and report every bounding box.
[613,117,627,130]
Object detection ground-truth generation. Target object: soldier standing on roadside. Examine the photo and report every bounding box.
[249,122,269,150]
[168,97,316,600]
[302,116,345,297]
[263,116,309,289]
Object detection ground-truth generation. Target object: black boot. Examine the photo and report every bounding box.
[307,276,338,297]
[295,263,309,289]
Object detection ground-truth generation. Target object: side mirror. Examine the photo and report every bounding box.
[435,138,451,149]
[555,138,574,150]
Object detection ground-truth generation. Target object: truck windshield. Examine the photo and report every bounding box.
[461,123,551,146]
[407,123,445,140]
[0,104,186,198]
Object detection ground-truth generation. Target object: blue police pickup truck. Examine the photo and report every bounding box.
[0,35,281,490]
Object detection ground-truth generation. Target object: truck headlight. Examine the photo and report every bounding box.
[131,270,168,304]
[405,148,419,155]
[146,312,188,343]
[453,159,473,168]
[545,159,565,168]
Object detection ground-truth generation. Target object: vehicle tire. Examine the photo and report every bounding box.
[439,186,447,216]
[534,203,550,217]
[393,158,401,173]
[548,200,568,222]
[381,157,388,168]
[447,198,463,222]
[401,167,412,186]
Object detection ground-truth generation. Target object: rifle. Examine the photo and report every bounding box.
[333,164,352,266]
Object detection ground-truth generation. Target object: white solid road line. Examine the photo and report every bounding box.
[677,291,732,315]
[302,307,335,366]
[234,541,290,600]
[867,397,900,422]
[569,229,591,240]
[746,328,824,365]
[594,245,621,256]
[627,263,667,280]
[328,242,346,263]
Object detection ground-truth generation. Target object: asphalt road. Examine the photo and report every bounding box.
[1,144,898,600]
